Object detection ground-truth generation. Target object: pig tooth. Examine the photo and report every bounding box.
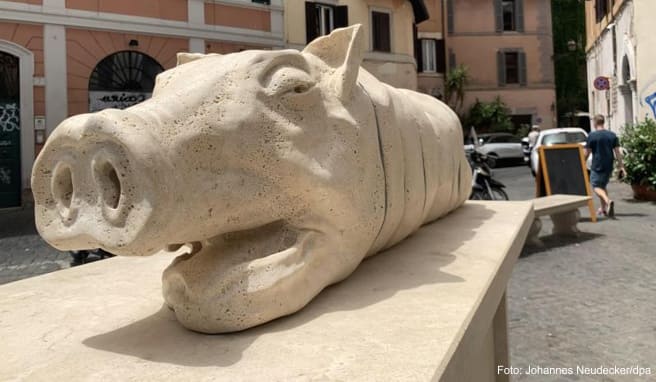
[188,241,203,255]
[166,243,185,252]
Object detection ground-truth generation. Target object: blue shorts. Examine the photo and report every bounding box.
[590,170,611,189]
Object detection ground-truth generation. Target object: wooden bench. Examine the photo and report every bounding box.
[528,194,592,247]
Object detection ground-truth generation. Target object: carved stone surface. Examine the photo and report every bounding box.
[31,25,472,333]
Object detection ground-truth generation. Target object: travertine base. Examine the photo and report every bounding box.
[551,209,582,236]
[527,218,544,247]
[0,201,532,382]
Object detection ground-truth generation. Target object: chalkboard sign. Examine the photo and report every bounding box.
[536,144,596,222]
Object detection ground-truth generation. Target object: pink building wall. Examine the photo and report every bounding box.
[65,0,188,22]
[66,28,188,116]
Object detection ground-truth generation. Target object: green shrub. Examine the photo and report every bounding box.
[621,119,656,189]
[464,97,514,134]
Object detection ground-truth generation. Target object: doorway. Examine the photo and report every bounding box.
[0,51,21,208]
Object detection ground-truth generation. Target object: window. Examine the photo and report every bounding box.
[505,52,519,84]
[542,132,587,145]
[305,3,348,43]
[371,10,391,52]
[421,39,436,72]
[595,0,608,23]
[497,50,527,86]
[495,0,523,33]
[88,51,164,112]
[316,4,334,36]
[502,1,515,31]
[417,39,446,74]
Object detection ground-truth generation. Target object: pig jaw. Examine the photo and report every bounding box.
[161,216,369,333]
[31,111,175,256]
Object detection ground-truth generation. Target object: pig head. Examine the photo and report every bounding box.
[31,25,471,333]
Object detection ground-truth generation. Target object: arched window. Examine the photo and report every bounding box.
[88,51,164,112]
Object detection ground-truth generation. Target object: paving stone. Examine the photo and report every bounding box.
[495,166,656,381]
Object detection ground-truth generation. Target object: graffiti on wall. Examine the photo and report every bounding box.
[89,91,151,112]
[0,167,11,185]
[0,103,20,133]
[645,92,656,120]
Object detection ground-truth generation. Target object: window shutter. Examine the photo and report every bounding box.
[415,32,423,73]
[494,0,503,33]
[518,51,527,86]
[515,0,524,32]
[334,6,348,28]
[497,50,506,86]
[447,0,454,34]
[305,2,318,44]
[448,49,456,70]
[436,39,446,73]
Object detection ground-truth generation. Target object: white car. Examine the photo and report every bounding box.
[529,127,591,175]
[467,133,524,167]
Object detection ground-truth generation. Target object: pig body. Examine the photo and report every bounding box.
[31,25,471,333]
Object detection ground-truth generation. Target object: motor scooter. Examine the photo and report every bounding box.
[468,149,509,200]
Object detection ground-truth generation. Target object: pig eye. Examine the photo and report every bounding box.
[293,84,310,93]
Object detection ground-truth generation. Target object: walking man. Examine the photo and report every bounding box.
[527,125,540,148]
[585,115,626,217]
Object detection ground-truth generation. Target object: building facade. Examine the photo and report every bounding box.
[584,0,650,134]
[284,0,429,90]
[416,0,446,97]
[444,0,556,131]
[0,0,284,208]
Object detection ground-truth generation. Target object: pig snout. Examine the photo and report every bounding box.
[31,111,170,256]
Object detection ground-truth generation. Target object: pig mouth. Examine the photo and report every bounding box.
[162,219,318,316]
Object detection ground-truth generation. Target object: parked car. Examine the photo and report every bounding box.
[529,127,592,175]
[465,133,523,168]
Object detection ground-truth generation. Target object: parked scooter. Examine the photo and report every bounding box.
[69,249,114,266]
[468,149,509,200]
[521,137,531,166]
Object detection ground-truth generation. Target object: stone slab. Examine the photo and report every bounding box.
[0,201,533,381]
[532,194,591,216]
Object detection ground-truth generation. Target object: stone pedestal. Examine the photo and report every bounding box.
[0,201,532,381]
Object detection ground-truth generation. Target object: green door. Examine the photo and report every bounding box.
[0,52,21,208]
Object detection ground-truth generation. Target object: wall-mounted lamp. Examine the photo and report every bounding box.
[129,39,139,47]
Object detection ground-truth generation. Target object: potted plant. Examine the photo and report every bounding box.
[621,119,656,201]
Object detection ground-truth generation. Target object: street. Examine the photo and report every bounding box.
[495,165,656,381]
[1,164,655,380]
[0,206,70,285]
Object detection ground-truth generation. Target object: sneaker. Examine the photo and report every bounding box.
[607,200,615,218]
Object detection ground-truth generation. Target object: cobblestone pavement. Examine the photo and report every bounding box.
[496,166,656,382]
[0,203,71,284]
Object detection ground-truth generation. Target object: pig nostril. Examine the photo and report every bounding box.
[94,160,122,210]
[52,165,74,210]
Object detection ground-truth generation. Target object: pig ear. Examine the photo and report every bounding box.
[176,52,221,66]
[302,24,364,100]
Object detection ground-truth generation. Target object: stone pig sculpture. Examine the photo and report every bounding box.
[31,25,472,333]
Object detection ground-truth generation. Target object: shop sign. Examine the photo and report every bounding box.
[89,91,151,112]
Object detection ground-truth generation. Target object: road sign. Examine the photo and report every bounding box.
[593,76,610,91]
